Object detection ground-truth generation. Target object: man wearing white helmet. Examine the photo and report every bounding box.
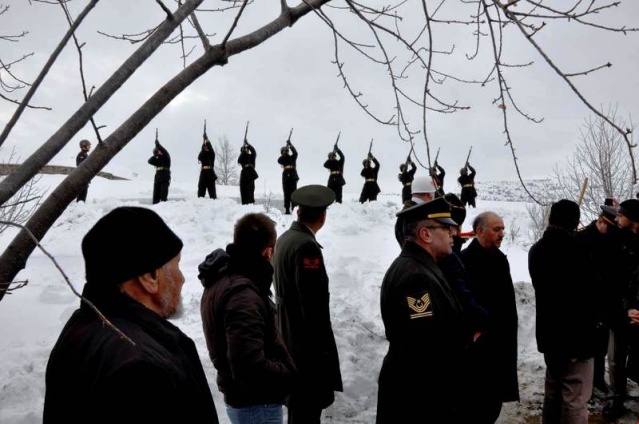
[394,176,438,247]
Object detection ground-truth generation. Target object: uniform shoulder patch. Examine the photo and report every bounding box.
[302,257,322,269]
[407,292,433,319]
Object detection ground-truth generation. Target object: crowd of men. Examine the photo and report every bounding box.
[51,147,639,423]
[66,135,639,423]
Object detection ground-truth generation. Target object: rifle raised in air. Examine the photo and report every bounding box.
[433,147,440,165]
[465,146,473,165]
[287,128,294,145]
[368,138,373,155]
[203,119,208,144]
[334,131,341,150]
[243,121,250,145]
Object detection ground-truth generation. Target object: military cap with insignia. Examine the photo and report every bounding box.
[291,184,335,209]
[396,196,458,226]
[600,198,618,225]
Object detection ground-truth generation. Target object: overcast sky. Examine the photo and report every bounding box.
[2,1,639,194]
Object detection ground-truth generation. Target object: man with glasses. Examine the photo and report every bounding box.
[376,196,470,424]
[459,211,519,423]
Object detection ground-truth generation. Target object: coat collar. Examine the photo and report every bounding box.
[290,221,323,248]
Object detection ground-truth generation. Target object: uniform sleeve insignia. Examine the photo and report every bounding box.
[302,257,321,269]
[407,292,433,319]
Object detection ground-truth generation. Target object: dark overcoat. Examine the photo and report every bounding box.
[529,225,600,358]
[359,157,381,203]
[376,242,469,424]
[272,221,343,410]
[398,162,416,203]
[44,284,219,424]
[459,238,520,403]
[458,165,477,207]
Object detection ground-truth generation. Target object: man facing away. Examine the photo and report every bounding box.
[43,206,219,424]
[199,213,296,424]
[75,139,91,202]
[429,160,445,196]
[459,211,519,423]
[197,139,217,199]
[359,152,381,203]
[272,185,343,424]
[323,144,345,203]
[458,162,477,208]
[277,140,299,214]
[377,196,470,424]
[529,199,601,424]
[148,139,172,204]
[238,142,258,205]
[397,159,417,204]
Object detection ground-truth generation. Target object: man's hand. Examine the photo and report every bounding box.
[629,308,639,325]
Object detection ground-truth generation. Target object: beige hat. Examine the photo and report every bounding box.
[411,176,436,195]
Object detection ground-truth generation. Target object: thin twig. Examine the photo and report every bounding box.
[0,220,135,346]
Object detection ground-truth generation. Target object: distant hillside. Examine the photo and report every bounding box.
[0,164,128,180]
[475,179,558,202]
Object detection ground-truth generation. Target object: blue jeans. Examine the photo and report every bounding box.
[226,404,283,424]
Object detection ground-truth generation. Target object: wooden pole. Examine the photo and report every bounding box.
[577,177,588,206]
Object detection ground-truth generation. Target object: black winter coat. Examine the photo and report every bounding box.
[376,242,469,424]
[278,145,299,182]
[529,225,600,358]
[323,147,345,187]
[238,144,258,181]
[272,221,343,410]
[460,238,520,402]
[576,221,626,326]
[398,162,416,203]
[44,283,219,424]
[198,145,218,180]
[148,142,171,183]
[199,245,296,407]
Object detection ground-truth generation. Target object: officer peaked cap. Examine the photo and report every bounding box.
[396,196,458,226]
[291,185,335,209]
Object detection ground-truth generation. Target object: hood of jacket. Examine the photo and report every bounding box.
[198,244,274,294]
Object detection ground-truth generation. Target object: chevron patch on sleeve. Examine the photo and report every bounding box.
[407,292,433,319]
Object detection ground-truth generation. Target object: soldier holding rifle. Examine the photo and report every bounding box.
[75,139,92,203]
[148,129,172,204]
[238,121,258,205]
[359,140,381,203]
[197,120,217,199]
[429,148,445,197]
[398,153,417,205]
[278,128,299,214]
[323,132,346,203]
[458,147,477,208]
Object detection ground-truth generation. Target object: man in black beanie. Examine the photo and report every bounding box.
[44,206,219,424]
[529,199,601,423]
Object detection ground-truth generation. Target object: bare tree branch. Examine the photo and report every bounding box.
[0,0,99,148]
[0,219,136,346]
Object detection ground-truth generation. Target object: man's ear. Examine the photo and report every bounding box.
[137,269,160,294]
